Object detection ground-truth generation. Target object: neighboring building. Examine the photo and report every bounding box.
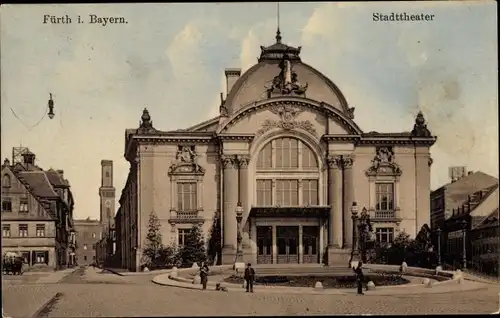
[1,148,75,269]
[95,160,116,266]
[442,183,499,275]
[430,168,498,230]
[73,218,101,266]
[115,30,437,271]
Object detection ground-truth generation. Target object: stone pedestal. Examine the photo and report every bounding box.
[327,247,352,265]
[221,247,237,265]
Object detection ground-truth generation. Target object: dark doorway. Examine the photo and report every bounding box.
[277,226,299,264]
[303,226,319,263]
[257,226,273,264]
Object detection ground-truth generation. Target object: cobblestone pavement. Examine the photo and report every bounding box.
[3,270,500,317]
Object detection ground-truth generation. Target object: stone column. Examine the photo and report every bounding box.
[299,225,304,264]
[272,225,277,264]
[327,155,343,248]
[222,155,239,263]
[237,155,250,248]
[342,155,355,248]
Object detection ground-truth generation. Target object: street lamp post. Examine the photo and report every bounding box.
[234,202,244,271]
[436,227,442,267]
[461,220,467,269]
[348,202,359,268]
[358,207,372,263]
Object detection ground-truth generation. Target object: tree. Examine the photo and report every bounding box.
[207,213,222,265]
[178,224,207,268]
[143,211,163,268]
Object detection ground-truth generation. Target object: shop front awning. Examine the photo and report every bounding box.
[249,206,331,218]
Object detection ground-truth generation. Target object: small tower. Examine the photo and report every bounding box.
[99,160,115,231]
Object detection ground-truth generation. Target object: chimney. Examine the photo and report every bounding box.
[56,169,64,178]
[225,68,241,94]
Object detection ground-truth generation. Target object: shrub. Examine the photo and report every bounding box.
[178,224,207,268]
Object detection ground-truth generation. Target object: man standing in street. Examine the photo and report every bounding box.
[244,263,255,293]
[353,261,365,295]
[200,262,209,290]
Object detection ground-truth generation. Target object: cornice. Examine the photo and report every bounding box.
[217,133,255,142]
[132,135,214,144]
[322,135,361,143]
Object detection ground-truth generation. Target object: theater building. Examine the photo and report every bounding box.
[116,31,437,271]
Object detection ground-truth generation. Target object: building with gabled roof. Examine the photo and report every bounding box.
[1,148,75,270]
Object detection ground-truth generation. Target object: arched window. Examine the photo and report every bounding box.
[2,174,11,188]
[255,137,320,207]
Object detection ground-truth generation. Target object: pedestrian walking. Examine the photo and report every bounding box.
[353,261,364,295]
[200,262,209,290]
[244,263,255,293]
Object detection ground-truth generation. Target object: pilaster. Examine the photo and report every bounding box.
[221,155,239,264]
[327,154,343,248]
[342,155,355,248]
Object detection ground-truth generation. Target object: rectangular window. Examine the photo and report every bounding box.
[2,224,11,237]
[35,251,47,264]
[19,224,28,237]
[178,229,190,247]
[19,198,29,213]
[375,183,394,211]
[302,179,318,206]
[36,224,45,237]
[256,179,273,206]
[376,228,394,244]
[257,142,272,169]
[2,199,12,212]
[177,182,197,211]
[276,179,299,206]
[84,256,87,261]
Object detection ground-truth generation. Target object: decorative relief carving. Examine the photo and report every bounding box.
[411,111,432,137]
[265,55,308,97]
[326,155,343,169]
[256,103,317,136]
[236,155,250,169]
[347,107,355,119]
[342,155,354,169]
[428,157,434,167]
[221,155,238,169]
[169,145,204,175]
[366,146,402,176]
[137,108,158,134]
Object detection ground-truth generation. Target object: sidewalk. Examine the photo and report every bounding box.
[35,267,79,284]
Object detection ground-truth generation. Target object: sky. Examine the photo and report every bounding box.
[1,2,498,220]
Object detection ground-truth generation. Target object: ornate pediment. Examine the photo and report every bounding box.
[365,146,402,177]
[256,103,317,136]
[168,146,205,176]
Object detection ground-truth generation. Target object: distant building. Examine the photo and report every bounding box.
[430,168,498,230]
[95,160,116,266]
[114,31,437,271]
[73,218,101,266]
[1,147,75,269]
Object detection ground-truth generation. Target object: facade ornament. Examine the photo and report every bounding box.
[236,155,250,169]
[219,92,229,117]
[411,111,432,137]
[342,155,355,169]
[169,146,204,175]
[428,157,434,167]
[137,108,157,134]
[221,155,237,169]
[176,146,197,164]
[347,107,355,119]
[2,158,9,166]
[366,146,402,176]
[326,155,343,169]
[256,103,317,136]
[265,55,308,98]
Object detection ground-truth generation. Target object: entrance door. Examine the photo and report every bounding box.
[257,226,273,264]
[277,226,299,264]
[303,226,319,263]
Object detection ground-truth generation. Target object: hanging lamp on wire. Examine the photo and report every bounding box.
[48,93,55,119]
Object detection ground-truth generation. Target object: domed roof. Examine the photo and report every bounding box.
[225,30,352,117]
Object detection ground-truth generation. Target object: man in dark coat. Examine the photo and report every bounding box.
[353,261,364,295]
[200,262,209,290]
[244,263,255,293]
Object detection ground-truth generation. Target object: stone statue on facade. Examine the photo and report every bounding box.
[266,54,308,97]
[137,108,157,134]
[175,146,202,173]
[367,146,402,176]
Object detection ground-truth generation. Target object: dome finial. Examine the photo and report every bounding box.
[276,28,282,43]
[275,2,282,43]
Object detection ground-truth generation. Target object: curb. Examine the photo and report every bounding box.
[30,292,62,318]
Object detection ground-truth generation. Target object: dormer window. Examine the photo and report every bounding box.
[2,174,11,188]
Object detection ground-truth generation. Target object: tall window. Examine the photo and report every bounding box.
[2,199,12,212]
[20,198,29,213]
[257,142,272,169]
[177,182,197,211]
[2,174,11,188]
[19,224,28,237]
[256,179,272,206]
[275,138,299,169]
[276,180,299,206]
[36,224,45,237]
[302,146,318,169]
[2,224,11,237]
[376,228,394,244]
[302,180,318,206]
[375,183,394,211]
[178,229,190,247]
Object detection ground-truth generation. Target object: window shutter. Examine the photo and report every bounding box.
[44,251,49,265]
